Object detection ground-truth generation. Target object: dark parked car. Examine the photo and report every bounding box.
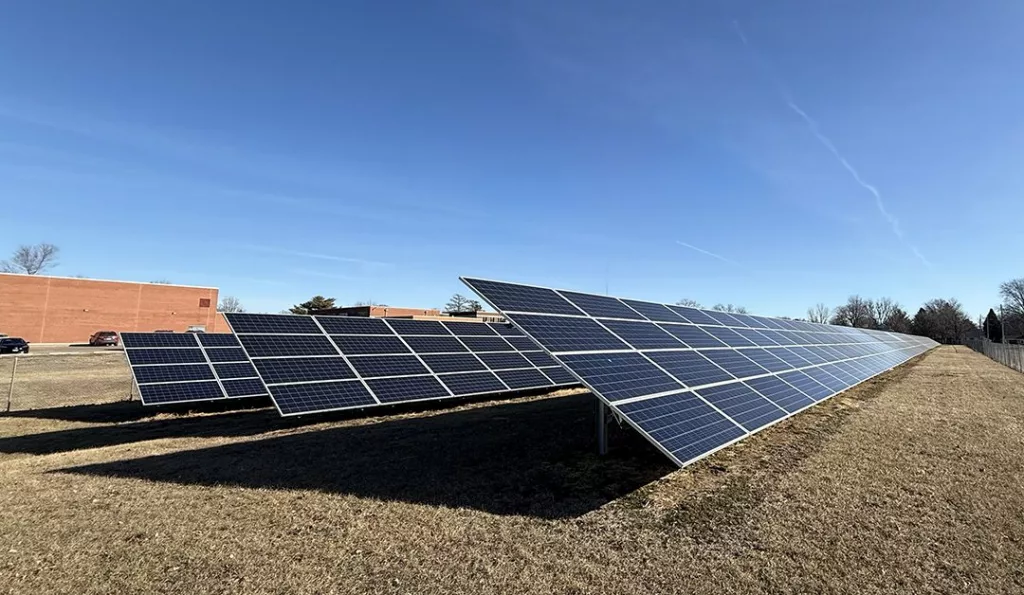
[89,331,119,346]
[0,337,29,354]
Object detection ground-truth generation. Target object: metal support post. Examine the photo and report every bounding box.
[6,357,17,413]
[597,400,608,456]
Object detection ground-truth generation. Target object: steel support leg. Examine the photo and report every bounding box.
[597,400,608,456]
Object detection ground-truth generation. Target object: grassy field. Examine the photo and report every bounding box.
[1,346,1023,594]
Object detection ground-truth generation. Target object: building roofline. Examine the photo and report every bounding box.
[0,272,219,290]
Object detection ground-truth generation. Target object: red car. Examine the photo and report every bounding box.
[89,331,119,347]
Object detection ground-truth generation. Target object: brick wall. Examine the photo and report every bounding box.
[0,274,227,343]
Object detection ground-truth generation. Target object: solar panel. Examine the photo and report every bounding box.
[225,313,579,416]
[462,277,937,467]
[121,332,269,406]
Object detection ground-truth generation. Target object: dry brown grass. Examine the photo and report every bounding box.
[1,352,133,412]
[1,346,1023,594]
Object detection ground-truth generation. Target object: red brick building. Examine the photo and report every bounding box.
[0,273,230,343]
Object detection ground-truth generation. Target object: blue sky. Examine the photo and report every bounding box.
[1,1,1020,319]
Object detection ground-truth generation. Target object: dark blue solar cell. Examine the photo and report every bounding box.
[225,313,322,334]
[221,378,267,397]
[477,352,532,370]
[820,363,858,386]
[756,330,795,346]
[347,355,429,378]
[196,334,240,347]
[495,368,553,389]
[522,351,559,367]
[740,348,793,373]
[385,319,449,335]
[540,366,578,385]
[503,336,540,351]
[816,345,848,362]
[203,347,249,363]
[557,291,645,320]
[487,323,522,336]
[771,318,802,331]
[743,376,815,413]
[121,333,199,348]
[667,306,718,326]
[271,380,376,415]
[703,310,748,327]
[213,362,260,379]
[700,326,756,347]
[402,335,469,354]
[621,299,689,323]
[786,346,828,365]
[459,336,516,352]
[616,391,746,465]
[733,328,779,346]
[774,368,831,401]
[332,335,411,355]
[462,278,583,315]
[366,375,450,403]
[729,314,765,329]
[419,353,487,373]
[134,364,214,384]
[773,348,815,367]
[315,316,394,335]
[441,321,497,336]
[440,371,507,396]
[750,316,789,331]
[139,381,224,405]
[833,361,869,381]
[126,348,206,365]
[801,366,848,392]
[656,324,727,348]
[599,320,686,349]
[253,357,356,384]
[508,314,629,353]
[699,350,768,379]
[558,352,682,401]
[645,351,734,388]
[238,334,339,357]
[694,382,786,432]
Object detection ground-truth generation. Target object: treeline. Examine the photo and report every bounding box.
[805,296,974,344]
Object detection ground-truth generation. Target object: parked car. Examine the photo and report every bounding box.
[89,331,119,346]
[0,337,29,354]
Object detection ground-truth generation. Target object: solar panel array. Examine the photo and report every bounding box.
[224,313,579,416]
[121,333,269,405]
[462,278,938,468]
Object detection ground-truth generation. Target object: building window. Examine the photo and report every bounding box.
[199,298,211,308]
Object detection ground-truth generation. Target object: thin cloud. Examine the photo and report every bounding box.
[236,244,393,268]
[290,268,356,281]
[675,241,740,266]
[731,20,931,268]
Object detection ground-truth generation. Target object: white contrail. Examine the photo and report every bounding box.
[731,20,931,268]
[676,241,740,265]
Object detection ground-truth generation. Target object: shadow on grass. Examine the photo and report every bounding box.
[1,397,274,424]
[57,393,674,518]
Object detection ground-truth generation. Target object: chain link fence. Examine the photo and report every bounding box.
[1,351,135,414]
[965,339,1024,374]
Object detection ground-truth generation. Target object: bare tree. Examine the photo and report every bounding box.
[871,297,899,329]
[0,243,59,274]
[218,296,245,313]
[445,293,477,313]
[807,303,831,324]
[912,298,975,343]
[830,295,876,328]
[884,307,913,334]
[1000,278,1024,317]
[712,303,748,314]
[675,298,702,308]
